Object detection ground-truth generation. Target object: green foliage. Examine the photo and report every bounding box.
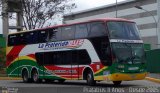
[0,35,6,70]
[0,37,6,47]
[0,35,7,75]
[0,47,6,70]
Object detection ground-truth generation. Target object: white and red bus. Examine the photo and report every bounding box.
[6,18,147,85]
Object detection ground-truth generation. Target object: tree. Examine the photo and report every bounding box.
[0,0,76,30]
[0,2,1,7]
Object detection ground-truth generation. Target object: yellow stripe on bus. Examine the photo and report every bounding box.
[94,66,108,75]
[18,56,36,62]
[7,56,36,68]
[94,75,105,80]
[6,47,13,55]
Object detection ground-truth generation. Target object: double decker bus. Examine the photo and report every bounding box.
[6,18,147,85]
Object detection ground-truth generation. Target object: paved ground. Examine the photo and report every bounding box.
[148,73,160,79]
[0,80,159,93]
[145,73,160,83]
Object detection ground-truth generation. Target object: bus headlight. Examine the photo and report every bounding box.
[121,70,125,72]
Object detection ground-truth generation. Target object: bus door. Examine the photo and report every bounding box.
[71,50,91,80]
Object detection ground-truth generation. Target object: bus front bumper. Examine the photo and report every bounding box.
[108,72,148,81]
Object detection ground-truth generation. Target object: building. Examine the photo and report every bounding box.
[64,0,160,49]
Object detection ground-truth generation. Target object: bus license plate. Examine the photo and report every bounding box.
[128,67,139,70]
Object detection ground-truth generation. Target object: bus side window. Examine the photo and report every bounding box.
[8,35,19,46]
[56,28,62,40]
[36,50,91,66]
[38,30,49,43]
[77,50,91,65]
[49,28,62,41]
[36,52,54,65]
[75,24,88,39]
[25,31,39,44]
[61,51,72,65]
[40,51,72,65]
[19,33,26,45]
[61,25,75,40]
[89,22,107,37]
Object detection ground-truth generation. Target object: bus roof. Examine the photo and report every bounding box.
[37,18,134,30]
[8,18,134,35]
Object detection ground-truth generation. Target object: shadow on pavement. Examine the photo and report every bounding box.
[14,80,138,88]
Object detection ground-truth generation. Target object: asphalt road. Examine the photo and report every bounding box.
[0,80,159,93]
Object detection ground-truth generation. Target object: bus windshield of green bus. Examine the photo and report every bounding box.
[107,21,141,40]
[112,43,145,64]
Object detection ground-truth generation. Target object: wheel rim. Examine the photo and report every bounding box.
[87,73,91,83]
[33,71,38,82]
[23,71,28,82]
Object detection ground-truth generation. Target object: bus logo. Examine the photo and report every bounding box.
[38,39,84,50]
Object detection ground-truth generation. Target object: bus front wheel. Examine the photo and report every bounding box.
[22,70,30,83]
[87,71,96,86]
[113,81,122,85]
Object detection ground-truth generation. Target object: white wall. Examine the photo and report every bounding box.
[65,3,158,37]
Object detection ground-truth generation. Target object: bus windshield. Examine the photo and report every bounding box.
[107,21,141,40]
[112,43,145,64]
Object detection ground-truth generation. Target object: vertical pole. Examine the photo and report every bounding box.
[2,0,9,38]
[17,12,23,31]
[157,0,160,48]
[116,0,118,18]
[2,14,9,38]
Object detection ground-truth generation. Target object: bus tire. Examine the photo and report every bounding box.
[58,79,65,83]
[113,81,122,86]
[22,69,30,83]
[87,71,96,86]
[31,69,40,83]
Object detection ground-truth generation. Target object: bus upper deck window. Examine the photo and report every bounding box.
[89,22,107,37]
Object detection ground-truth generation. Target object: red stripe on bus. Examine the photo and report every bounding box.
[6,45,25,66]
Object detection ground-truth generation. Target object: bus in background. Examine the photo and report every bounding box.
[6,18,147,86]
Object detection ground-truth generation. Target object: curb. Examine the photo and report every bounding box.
[145,77,160,83]
[0,77,22,80]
